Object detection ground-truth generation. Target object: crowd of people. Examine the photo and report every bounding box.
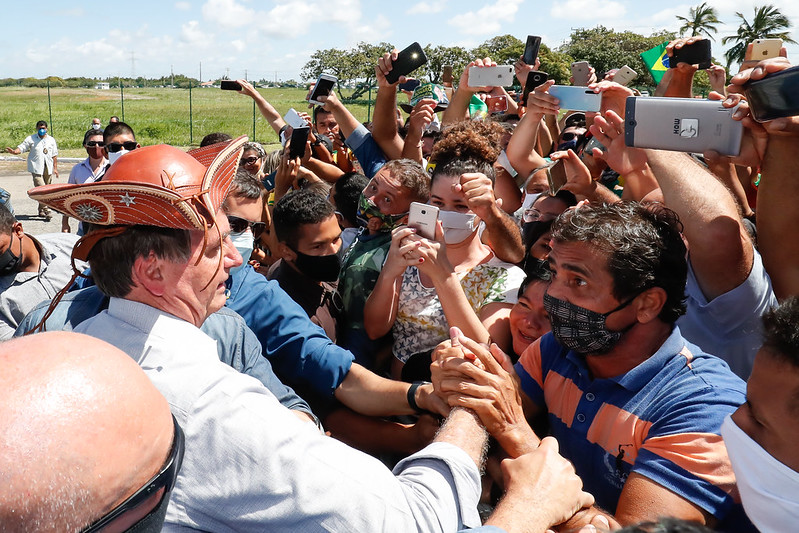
[1,36,797,532]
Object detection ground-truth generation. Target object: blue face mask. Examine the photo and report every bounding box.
[557,139,578,152]
[37,128,47,137]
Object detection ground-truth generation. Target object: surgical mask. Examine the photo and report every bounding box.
[92,123,101,130]
[107,149,129,165]
[356,194,406,233]
[721,416,799,532]
[496,150,518,178]
[543,292,637,354]
[438,210,478,244]
[229,230,253,277]
[294,250,341,282]
[37,128,47,137]
[0,234,22,276]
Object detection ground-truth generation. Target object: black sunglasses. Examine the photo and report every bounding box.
[82,415,184,532]
[240,156,260,165]
[106,141,139,153]
[561,132,582,142]
[228,214,266,239]
[85,140,105,147]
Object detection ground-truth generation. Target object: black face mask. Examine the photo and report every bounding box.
[0,234,22,276]
[294,250,342,282]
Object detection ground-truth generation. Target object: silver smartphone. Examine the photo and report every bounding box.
[613,65,637,86]
[749,39,782,61]
[624,97,743,156]
[548,85,601,112]
[468,65,515,87]
[408,202,439,239]
[571,61,591,86]
[308,74,337,105]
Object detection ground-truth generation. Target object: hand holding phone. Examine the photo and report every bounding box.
[385,43,428,85]
[743,64,799,122]
[669,39,712,69]
[288,127,310,160]
[571,61,592,86]
[468,65,515,88]
[523,36,542,65]
[220,80,242,91]
[308,74,337,105]
[408,202,438,239]
[522,71,548,104]
[485,94,509,113]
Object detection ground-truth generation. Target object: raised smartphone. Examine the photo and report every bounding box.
[442,65,453,85]
[523,36,542,65]
[308,74,337,105]
[283,108,307,129]
[669,40,712,69]
[522,70,548,103]
[468,65,515,87]
[571,61,591,86]
[288,127,310,159]
[548,85,601,112]
[485,94,508,113]
[743,65,799,122]
[220,80,242,91]
[408,202,439,239]
[749,38,783,60]
[624,97,743,156]
[386,42,428,84]
[613,65,637,86]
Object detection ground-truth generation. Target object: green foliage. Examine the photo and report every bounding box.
[560,26,677,86]
[422,44,472,84]
[472,34,525,65]
[722,4,796,67]
[538,44,573,85]
[676,3,721,40]
[301,41,392,101]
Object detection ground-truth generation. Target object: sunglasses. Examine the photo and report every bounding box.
[240,156,260,165]
[228,215,266,239]
[106,141,139,153]
[560,132,582,142]
[85,141,105,147]
[82,415,184,533]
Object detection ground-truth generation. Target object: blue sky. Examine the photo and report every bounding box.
[1,0,796,82]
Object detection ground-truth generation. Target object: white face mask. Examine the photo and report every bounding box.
[438,210,477,244]
[721,416,799,531]
[496,149,518,178]
[521,192,541,213]
[107,149,129,166]
[91,123,101,130]
[229,229,254,276]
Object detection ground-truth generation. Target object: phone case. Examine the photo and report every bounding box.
[485,95,508,113]
[571,62,591,86]
[743,65,799,122]
[548,86,601,112]
[468,65,515,87]
[308,74,337,105]
[408,202,438,239]
[220,80,242,91]
[613,66,637,86]
[288,127,310,159]
[523,36,541,65]
[669,40,712,69]
[283,108,307,129]
[749,39,782,60]
[386,43,428,84]
[624,97,743,156]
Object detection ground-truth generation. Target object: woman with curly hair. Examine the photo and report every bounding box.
[364,121,525,381]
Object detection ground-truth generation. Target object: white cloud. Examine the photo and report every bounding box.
[448,0,523,36]
[550,0,625,20]
[346,14,392,43]
[175,1,191,10]
[201,0,255,29]
[406,0,447,15]
[180,20,206,44]
[231,39,246,52]
[258,1,316,37]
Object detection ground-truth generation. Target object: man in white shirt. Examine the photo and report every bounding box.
[4,120,59,220]
[62,128,108,233]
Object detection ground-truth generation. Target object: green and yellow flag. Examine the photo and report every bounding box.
[640,42,670,84]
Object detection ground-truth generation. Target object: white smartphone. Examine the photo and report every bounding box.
[749,39,783,61]
[548,85,601,112]
[468,65,515,87]
[308,74,337,105]
[624,96,743,156]
[283,108,307,129]
[408,202,439,239]
[571,61,591,86]
[613,65,637,86]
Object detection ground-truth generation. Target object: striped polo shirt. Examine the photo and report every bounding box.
[515,327,746,519]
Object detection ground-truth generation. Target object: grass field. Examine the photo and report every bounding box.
[0,86,376,157]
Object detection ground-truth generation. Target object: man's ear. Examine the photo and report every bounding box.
[11,222,24,238]
[635,287,668,324]
[131,252,167,297]
[277,242,297,263]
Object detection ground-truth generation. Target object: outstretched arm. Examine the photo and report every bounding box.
[236,79,287,136]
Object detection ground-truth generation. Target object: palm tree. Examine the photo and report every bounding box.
[676,3,721,40]
[722,5,797,66]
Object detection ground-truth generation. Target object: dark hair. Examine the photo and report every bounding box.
[761,297,799,368]
[36,120,48,129]
[429,120,504,184]
[522,219,554,255]
[273,189,336,249]
[103,121,135,143]
[110,116,120,121]
[0,203,17,234]
[313,106,333,124]
[83,128,104,145]
[85,225,191,298]
[551,201,688,323]
[333,172,369,227]
[228,168,264,201]
[517,266,551,298]
[380,159,430,204]
[200,132,232,147]
[618,518,713,533]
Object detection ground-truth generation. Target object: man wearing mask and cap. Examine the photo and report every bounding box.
[99,120,140,176]
[26,138,488,532]
[62,128,108,233]
[4,120,59,220]
[0,204,80,339]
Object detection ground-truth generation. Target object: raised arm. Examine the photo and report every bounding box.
[371,50,405,160]
[442,58,497,125]
[236,79,287,136]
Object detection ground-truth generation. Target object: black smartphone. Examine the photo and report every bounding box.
[386,42,428,84]
[669,40,712,69]
[523,36,542,65]
[289,127,310,159]
[308,74,337,105]
[220,80,242,91]
[398,78,421,92]
[744,65,799,122]
[522,70,548,104]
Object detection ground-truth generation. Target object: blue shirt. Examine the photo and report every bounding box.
[345,124,387,178]
[516,327,746,521]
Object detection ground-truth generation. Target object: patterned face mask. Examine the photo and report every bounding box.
[355,194,407,233]
[543,292,637,354]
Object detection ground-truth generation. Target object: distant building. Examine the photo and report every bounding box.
[95,82,110,90]
[200,81,215,89]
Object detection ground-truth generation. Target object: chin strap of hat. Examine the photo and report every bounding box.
[27,226,129,334]
[199,216,225,292]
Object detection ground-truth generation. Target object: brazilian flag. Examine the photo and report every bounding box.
[640,42,670,84]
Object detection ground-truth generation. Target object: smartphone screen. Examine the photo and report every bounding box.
[220,80,242,91]
[523,36,541,65]
[309,75,337,105]
[386,42,428,84]
[288,127,310,159]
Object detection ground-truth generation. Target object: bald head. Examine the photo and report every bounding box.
[0,332,174,532]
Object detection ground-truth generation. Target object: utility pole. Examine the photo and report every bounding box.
[225,67,230,79]
[199,61,202,83]
[171,65,174,88]
[244,69,248,81]
[130,51,136,80]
